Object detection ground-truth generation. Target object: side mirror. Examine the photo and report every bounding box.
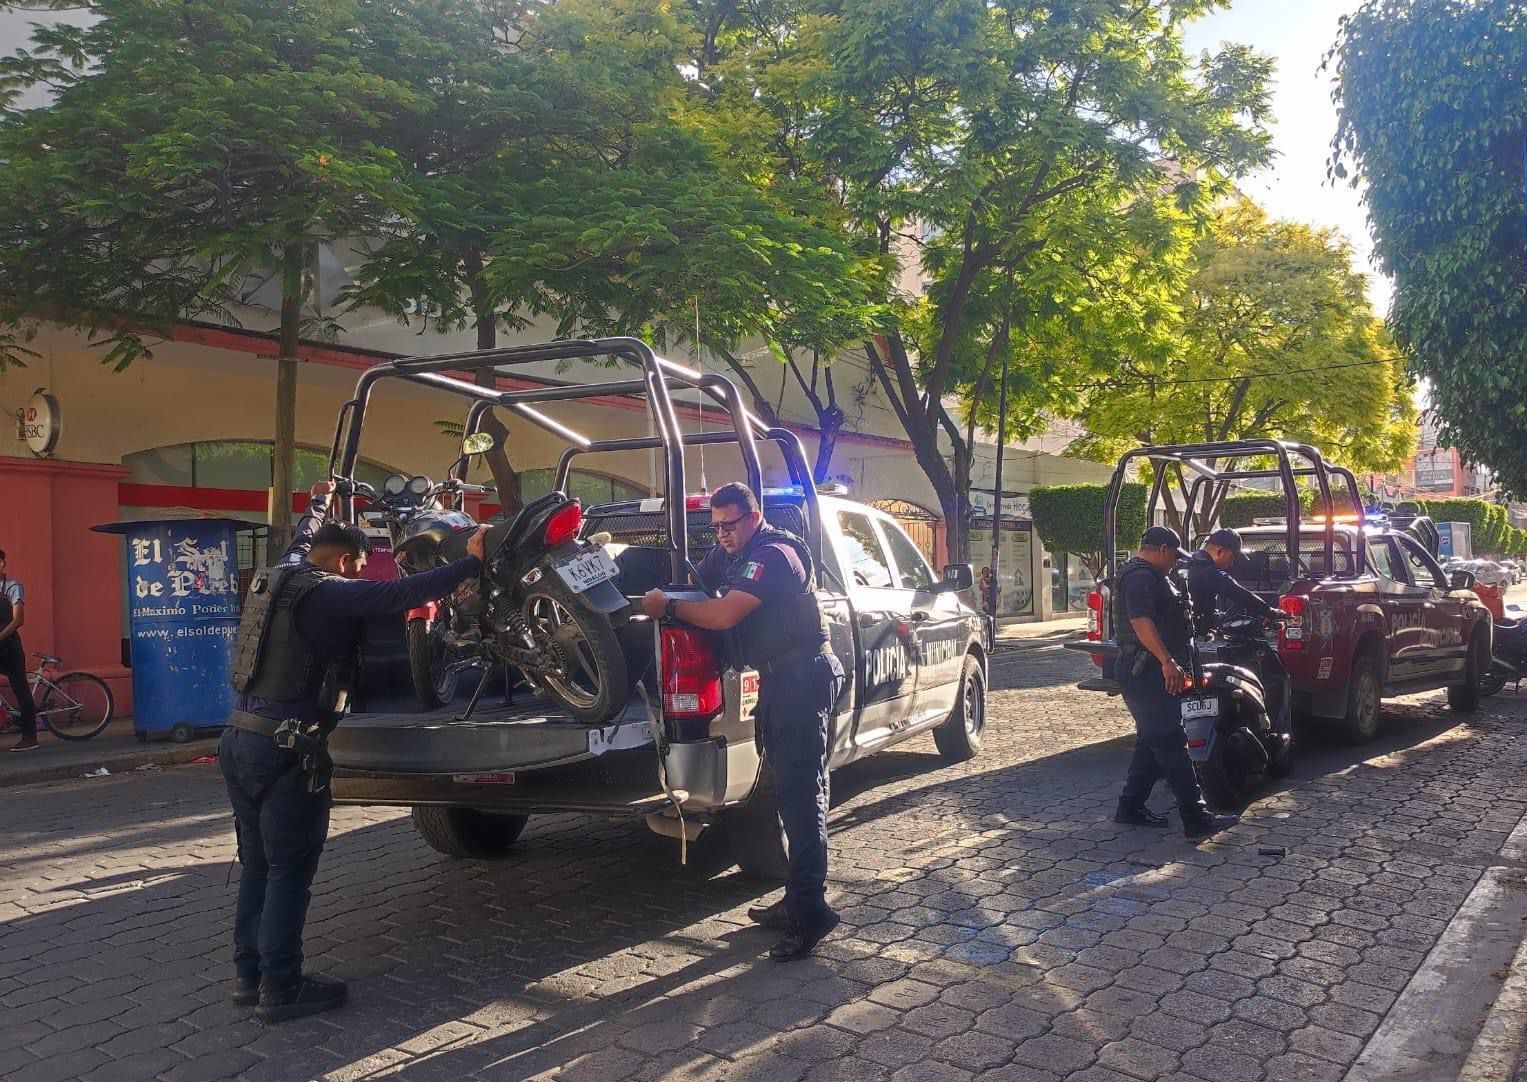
[462,430,497,456]
[1450,570,1476,591]
[937,564,974,593]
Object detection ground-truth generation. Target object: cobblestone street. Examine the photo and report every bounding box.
[1,644,1525,1082]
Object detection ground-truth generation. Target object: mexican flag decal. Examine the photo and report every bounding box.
[740,561,765,582]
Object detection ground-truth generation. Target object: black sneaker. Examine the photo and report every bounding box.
[1183,813,1239,840]
[747,899,794,931]
[770,909,840,962]
[232,975,259,1007]
[255,974,348,1024]
[1113,804,1171,828]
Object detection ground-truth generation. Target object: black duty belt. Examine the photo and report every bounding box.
[226,709,285,738]
[756,642,832,678]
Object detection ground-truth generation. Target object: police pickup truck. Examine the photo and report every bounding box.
[328,488,991,877]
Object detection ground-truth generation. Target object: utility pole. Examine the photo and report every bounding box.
[988,354,1009,617]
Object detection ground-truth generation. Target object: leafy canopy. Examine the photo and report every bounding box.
[1332,0,1527,495]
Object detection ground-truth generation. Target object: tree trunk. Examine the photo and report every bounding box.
[813,406,846,484]
[466,303,523,520]
[266,243,303,564]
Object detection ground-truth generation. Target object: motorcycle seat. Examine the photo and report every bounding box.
[485,492,573,560]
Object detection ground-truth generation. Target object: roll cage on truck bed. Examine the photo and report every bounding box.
[1069,438,1492,742]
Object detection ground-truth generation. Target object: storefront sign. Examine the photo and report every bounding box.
[15,389,59,457]
[970,491,1031,520]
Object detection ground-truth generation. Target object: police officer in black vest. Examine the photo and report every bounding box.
[1112,526,1237,840]
[223,482,486,1022]
[642,482,846,961]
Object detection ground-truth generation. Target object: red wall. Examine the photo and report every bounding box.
[1,456,133,713]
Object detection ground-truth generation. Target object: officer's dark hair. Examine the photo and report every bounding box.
[309,522,369,559]
[710,482,759,516]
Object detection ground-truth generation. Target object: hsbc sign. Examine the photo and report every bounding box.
[14,389,59,457]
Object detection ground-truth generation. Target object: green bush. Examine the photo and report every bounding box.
[1030,483,1146,579]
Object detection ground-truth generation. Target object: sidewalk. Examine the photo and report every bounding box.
[994,612,1088,645]
[0,717,219,787]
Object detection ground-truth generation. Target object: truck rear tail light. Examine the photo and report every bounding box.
[660,627,723,718]
[543,501,583,547]
[1087,588,1104,668]
[1279,595,1307,651]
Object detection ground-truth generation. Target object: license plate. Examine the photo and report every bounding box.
[554,548,619,593]
[1181,697,1219,720]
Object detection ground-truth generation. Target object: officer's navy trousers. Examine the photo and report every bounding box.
[220,726,331,992]
[757,652,846,926]
[1117,657,1208,817]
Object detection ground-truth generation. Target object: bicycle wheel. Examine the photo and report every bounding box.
[39,673,115,740]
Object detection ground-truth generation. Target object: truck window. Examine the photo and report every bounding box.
[1396,536,1446,590]
[1367,538,1400,582]
[836,511,896,589]
[879,518,936,591]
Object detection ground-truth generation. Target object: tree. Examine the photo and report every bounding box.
[1332,0,1527,496]
[1070,199,1416,508]
[791,0,1276,561]
[1029,482,1147,579]
[0,0,418,558]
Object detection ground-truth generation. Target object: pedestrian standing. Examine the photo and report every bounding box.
[642,482,847,961]
[1111,526,1237,839]
[0,548,39,753]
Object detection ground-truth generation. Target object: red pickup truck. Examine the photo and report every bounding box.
[1077,440,1493,744]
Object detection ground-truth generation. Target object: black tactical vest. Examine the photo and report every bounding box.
[728,526,829,670]
[1111,557,1190,659]
[230,565,338,702]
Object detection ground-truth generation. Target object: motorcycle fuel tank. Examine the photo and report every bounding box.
[396,510,478,570]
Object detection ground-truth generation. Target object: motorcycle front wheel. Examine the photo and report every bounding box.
[407,616,460,710]
[520,583,629,724]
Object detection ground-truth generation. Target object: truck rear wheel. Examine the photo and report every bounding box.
[1447,630,1488,713]
[933,655,986,763]
[411,806,529,859]
[1341,655,1382,744]
[723,759,789,882]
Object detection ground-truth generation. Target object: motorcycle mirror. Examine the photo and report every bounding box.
[463,431,497,456]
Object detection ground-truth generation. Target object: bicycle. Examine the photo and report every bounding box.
[0,653,115,741]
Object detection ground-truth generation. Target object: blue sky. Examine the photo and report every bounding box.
[1184,0,1388,311]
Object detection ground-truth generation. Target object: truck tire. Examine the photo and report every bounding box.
[723,759,790,882]
[1447,630,1488,713]
[933,655,986,763]
[411,806,529,859]
[407,617,458,710]
[1341,654,1382,744]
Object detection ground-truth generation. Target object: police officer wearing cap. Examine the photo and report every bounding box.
[642,482,846,961]
[1187,527,1277,637]
[222,482,487,1023]
[1112,526,1237,840]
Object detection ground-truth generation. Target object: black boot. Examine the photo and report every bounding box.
[231,974,259,1008]
[747,899,794,931]
[1182,811,1239,840]
[1113,801,1170,828]
[770,909,840,962]
[255,974,348,1024]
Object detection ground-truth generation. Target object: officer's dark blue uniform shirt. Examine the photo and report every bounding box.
[1117,558,1191,660]
[1186,549,1274,635]
[696,533,808,605]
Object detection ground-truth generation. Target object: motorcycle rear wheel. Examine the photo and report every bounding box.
[1195,739,1251,812]
[519,583,629,724]
[407,617,460,710]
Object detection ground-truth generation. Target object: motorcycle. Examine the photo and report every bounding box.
[1180,614,1294,811]
[1481,604,1526,697]
[353,448,632,723]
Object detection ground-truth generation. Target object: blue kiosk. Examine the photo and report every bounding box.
[92,515,257,743]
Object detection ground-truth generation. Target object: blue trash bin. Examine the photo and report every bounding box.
[93,517,255,742]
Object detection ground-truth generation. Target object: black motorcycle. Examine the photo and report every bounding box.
[1181,614,1294,811]
[355,467,632,724]
[1481,605,1526,697]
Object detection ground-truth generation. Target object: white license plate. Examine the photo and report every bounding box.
[1181,697,1219,720]
[554,548,619,593]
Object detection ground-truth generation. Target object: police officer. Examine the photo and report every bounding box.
[223,482,487,1022]
[1186,527,1277,637]
[1112,526,1237,840]
[641,482,846,961]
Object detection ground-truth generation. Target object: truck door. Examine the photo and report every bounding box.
[1367,537,1429,682]
[831,508,918,750]
[877,513,966,728]
[1396,535,1467,679]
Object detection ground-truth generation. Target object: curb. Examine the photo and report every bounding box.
[0,740,218,789]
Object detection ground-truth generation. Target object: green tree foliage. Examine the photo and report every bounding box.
[1029,483,1146,579]
[0,0,419,557]
[1333,0,1527,496]
[1426,497,1513,553]
[1070,199,1416,473]
[809,0,1274,560]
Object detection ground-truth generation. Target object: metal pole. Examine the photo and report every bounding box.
[988,355,1009,617]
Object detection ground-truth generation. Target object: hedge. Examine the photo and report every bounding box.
[1029,483,1147,578]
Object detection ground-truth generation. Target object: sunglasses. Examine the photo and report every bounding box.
[712,514,750,535]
